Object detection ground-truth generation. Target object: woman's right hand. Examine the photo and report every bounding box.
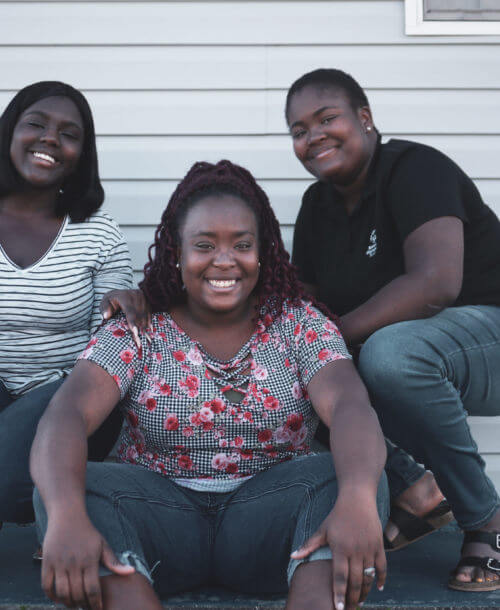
[41,515,135,609]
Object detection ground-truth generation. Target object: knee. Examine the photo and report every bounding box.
[358,321,439,392]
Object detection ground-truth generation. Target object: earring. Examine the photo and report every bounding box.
[366,125,372,133]
[176,262,180,269]
[258,262,261,268]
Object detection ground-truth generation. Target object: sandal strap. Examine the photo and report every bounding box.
[389,505,434,540]
[463,530,500,552]
[455,555,500,573]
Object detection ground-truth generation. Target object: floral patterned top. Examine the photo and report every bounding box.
[79,300,350,480]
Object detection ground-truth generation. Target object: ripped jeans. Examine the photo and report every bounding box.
[34,453,389,596]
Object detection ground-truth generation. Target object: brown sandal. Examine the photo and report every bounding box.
[449,531,500,592]
[384,500,454,552]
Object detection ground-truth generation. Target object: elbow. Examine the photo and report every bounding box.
[420,270,462,315]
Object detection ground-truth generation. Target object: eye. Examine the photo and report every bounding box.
[194,242,214,250]
[27,121,44,129]
[235,242,252,250]
[61,131,79,140]
[291,129,306,140]
[321,115,337,125]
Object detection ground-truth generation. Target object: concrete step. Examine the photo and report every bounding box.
[1,523,499,609]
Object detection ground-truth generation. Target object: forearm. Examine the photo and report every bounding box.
[339,272,456,345]
[30,405,89,521]
[329,400,386,498]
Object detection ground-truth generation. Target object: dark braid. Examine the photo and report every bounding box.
[139,160,336,323]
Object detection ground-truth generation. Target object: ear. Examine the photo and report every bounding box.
[357,105,374,132]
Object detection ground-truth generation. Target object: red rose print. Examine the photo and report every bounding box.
[207,398,226,414]
[164,414,179,431]
[157,314,165,323]
[179,374,200,398]
[127,411,139,427]
[182,426,194,438]
[120,349,134,364]
[263,396,280,411]
[285,413,303,432]
[233,436,244,448]
[260,333,270,344]
[112,328,126,338]
[258,429,273,443]
[243,411,253,422]
[318,348,333,361]
[173,350,186,362]
[211,453,228,470]
[178,455,193,470]
[305,329,318,344]
[225,462,238,474]
[159,383,172,396]
[240,449,253,460]
[146,397,157,412]
[294,323,302,336]
[112,374,121,388]
[189,413,202,427]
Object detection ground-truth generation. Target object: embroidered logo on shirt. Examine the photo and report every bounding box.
[365,229,377,258]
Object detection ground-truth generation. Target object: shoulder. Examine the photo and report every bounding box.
[67,209,125,242]
[380,138,465,183]
[301,180,329,209]
[277,299,327,329]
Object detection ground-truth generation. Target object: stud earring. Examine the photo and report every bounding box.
[176,262,180,269]
[258,262,261,268]
[366,125,372,133]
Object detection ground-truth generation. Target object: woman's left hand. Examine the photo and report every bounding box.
[100,288,151,348]
[291,491,386,610]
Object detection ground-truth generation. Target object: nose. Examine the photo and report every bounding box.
[40,125,60,147]
[213,248,236,267]
[307,125,326,145]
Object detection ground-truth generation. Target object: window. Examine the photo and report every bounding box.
[406,0,500,34]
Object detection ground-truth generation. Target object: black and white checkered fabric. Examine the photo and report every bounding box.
[80,300,350,480]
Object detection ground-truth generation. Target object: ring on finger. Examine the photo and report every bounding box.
[363,566,376,578]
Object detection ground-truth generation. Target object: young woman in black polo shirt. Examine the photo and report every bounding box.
[287,68,500,592]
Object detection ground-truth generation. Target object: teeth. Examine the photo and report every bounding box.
[208,280,236,288]
[33,152,56,164]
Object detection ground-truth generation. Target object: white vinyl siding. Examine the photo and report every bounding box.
[1,0,499,488]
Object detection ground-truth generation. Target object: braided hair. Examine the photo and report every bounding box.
[140,160,329,322]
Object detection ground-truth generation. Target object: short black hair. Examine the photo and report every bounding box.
[285,68,370,124]
[0,81,104,222]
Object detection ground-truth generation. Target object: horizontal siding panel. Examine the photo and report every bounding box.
[2,45,500,91]
[103,179,311,226]
[95,135,500,180]
[469,417,500,454]
[4,90,500,136]
[103,178,500,227]
[2,1,500,45]
[0,47,266,90]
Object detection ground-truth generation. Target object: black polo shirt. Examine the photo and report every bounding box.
[292,138,500,316]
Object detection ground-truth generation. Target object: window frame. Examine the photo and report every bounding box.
[405,0,500,34]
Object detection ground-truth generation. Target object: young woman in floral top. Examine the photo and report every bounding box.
[30,160,389,610]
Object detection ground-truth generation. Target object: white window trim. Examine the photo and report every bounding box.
[405,0,500,34]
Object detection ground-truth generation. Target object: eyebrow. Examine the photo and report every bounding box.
[289,105,340,130]
[22,110,83,131]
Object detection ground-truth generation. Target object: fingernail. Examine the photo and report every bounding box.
[290,550,300,558]
[378,585,384,591]
[336,603,344,610]
[103,311,109,319]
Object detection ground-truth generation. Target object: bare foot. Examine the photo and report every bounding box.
[453,508,500,586]
[384,471,445,544]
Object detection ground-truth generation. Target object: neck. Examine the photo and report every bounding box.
[0,187,61,219]
[182,296,257,331]
[332,135,377,215]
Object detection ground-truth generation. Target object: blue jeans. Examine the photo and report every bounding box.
[358,305,500,530]
[34,453,389,596]
[0,378,123,524]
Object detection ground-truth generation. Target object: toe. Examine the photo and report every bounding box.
[472,567,484,583]
[454,566,474,583]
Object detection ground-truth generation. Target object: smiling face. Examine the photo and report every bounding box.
[9,95,84,192]
[178,194,260,317]
[287,85,375,185]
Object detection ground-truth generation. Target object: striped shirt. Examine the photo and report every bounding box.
[0,210,133,396]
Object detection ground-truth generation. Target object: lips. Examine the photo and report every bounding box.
[310,146,338,160]
[31,151,58,165]
[207,279,238,288]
